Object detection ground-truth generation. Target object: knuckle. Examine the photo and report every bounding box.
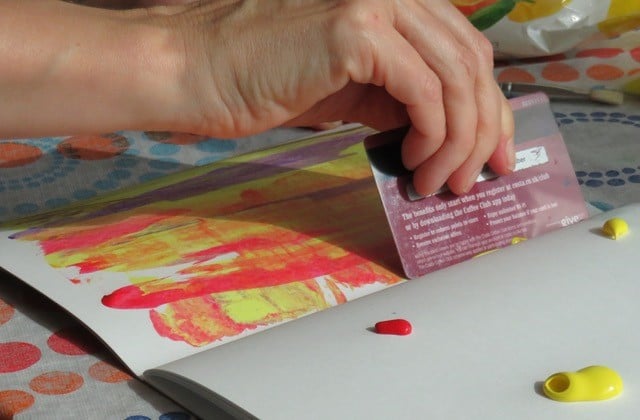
[455,47,477,79]
[474,35,495,66]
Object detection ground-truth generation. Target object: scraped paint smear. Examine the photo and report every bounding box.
[9,131,403,347]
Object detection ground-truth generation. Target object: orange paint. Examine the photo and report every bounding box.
[586,64,625,81]
[88,361,133,383]
[57,134,129,160]
[541,62,580,82]
[29,371,84,395]
[0,297,14,326]
[576,48,624,59]
[0,390,35,418]
[496,67,536,83]
[0,142,43,168]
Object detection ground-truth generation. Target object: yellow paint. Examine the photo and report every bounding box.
[218,282,331,324]
[602,217,629,240]
[508,0,572,23]
[543,365,623,402]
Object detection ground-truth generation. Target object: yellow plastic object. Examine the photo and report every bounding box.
[508,0,573,23]
[601,218,629,240]
[543,365,623,402]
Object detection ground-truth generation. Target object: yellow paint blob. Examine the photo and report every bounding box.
[508,0,572,23]
[602,217,629,240]
[543,365,623,402]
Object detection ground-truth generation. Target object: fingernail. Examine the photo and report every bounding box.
[463,166,483,193]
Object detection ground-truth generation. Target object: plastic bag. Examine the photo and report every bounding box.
[452,0,640,58]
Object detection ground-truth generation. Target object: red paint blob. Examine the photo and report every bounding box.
[374,318,412,336]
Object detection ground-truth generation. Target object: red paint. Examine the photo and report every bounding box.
[576,48,624,59]
[102,252,367,309]
[39,212,183,256]
[374,319,412,336]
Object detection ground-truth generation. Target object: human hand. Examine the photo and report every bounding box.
[155,0,514,196]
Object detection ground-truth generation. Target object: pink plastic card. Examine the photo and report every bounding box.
[365,93,588,279]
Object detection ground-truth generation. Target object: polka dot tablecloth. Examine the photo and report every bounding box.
[1,32,639,419]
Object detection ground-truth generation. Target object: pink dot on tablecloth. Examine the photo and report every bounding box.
[88,361,133,383]
[0,298,14,326]
[586,64,625,81]
[496,67,536,83]
[0,342,41,373]
[29,371,84,395]
[541,62,579,82]
[47,326,101,355]
[0,390,35,417]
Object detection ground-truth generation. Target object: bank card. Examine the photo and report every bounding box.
[365,93,588,279]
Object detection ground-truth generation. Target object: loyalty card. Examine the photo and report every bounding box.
[365,93,588,279]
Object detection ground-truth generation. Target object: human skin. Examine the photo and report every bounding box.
[0,0,514,196]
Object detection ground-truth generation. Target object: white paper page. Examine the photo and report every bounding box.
[147,203,640,420]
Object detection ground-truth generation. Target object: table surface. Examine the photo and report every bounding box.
[1,34,640,419]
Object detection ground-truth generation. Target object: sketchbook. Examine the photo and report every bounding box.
[0,96,611,419]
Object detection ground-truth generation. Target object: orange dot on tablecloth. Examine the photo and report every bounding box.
[47,326,102,356]
[29,371,84,395]
[631,47,640,63]
[496,67,536,83]
[0,142,43,168]
[0,390,35,417]
[541,62,579,82]
[0,298,14,326]
[88,361,133,383]
[0,342,41,373]
[576,48,624,59]
[628,68,640,76]
[586,64,625,81]
[57,134,129,160]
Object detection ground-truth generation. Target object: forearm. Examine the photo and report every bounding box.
[0,0,186,138]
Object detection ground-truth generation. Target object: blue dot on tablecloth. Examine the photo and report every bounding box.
[139,172,165,183]
[150,143,180,156]
[73,189,98,200]
[14,203,39,214]
[108,169,132,180]
[124,416,151,420]
[149,160,181,171]
[585,179,604,187]
[196,139,236,153]
[45,198,71,209]
[116,156,140,168]
[94,178,120,190]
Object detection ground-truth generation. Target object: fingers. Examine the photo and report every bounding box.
[393,0,514,196]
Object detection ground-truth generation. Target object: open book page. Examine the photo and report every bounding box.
[144,204,640,420]
[0,125,406,376]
